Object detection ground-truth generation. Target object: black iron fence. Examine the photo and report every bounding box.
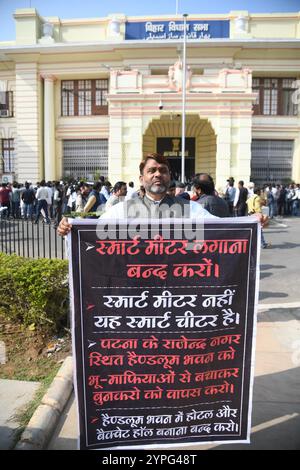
[0,219,66,260]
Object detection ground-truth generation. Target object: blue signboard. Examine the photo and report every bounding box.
[125,20,230,40]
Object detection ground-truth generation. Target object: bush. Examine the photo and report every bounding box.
[0,253,69,333]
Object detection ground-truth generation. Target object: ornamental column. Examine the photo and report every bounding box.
[42,74,56,181]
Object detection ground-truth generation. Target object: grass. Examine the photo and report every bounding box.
[11,364,61,449]
[0,312,71,448]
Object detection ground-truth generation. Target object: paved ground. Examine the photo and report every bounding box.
[259,217,300,304]
[0,379,40,450]
[47,305,300,450]
[48,216,300,450]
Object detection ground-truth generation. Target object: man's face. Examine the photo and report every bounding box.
[116,185,127,197]
[175,187,184,196]
[81,185,90,196]
[140,159,170,195]
[167,187,176,197]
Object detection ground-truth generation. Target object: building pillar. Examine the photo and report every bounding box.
[235,118,252,184]
[15,62,42,183]
[214,117,232,191]
[42,74,56,181]
[292,135,300,183]
[108,115,123,182]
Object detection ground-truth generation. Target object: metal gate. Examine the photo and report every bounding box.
[63,139,108,180]
[251,139,294,185]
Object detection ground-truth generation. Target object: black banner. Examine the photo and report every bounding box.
[69,219,259,449]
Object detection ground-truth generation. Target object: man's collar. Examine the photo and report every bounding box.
[144,193,166,204]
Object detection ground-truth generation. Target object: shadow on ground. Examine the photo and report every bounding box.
[211,366,300,450]
[257,307,300,323]
[267,243,300,250]
[259,291,288,301]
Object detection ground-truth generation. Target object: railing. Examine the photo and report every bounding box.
[0,219,66,260]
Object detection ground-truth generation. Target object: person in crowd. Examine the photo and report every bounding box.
[233,180,248,217]
[46,181,54,219]
[83,182,107,214]
[66,183,77,213]
[105,181,127,210]
[167,180,176,197]
[11,182,21,218]
[100,181,112,201]
[193,178,229,217]
[269,184,278,216]
[286,183,296,216]
[224,177,236,216]
[292,184,300,216]
[21,182,35,220]
[125,181,138,200]
[247,182,255,198]
[137,185,146,198]
[246,188,270,248]
[53,181,64,227]
[75,183,91,213]
[175,182,190,201]
[0,182,11,218]
[265,186,275,218]
[34,180,50,224]
[277,185,286,217]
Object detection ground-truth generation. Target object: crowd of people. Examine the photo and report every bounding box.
[0,170,299,232]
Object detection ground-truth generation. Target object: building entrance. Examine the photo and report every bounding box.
[157,137,195,182]
[143,115,217,183]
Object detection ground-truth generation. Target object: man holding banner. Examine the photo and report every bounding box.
[58,153,260,450]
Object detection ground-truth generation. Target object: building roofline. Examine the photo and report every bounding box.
[1,38,300,56]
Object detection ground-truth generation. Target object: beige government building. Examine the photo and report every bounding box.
[0,8,300,189]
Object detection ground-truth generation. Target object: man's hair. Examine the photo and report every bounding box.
[193,178,215,195]
[238,180,244,186]
[113,181,127,193]
[176,182,185,189]
[254,188,261,195]
[139,153,170,175]
[93,182,102,191]
[79,181,90,189]
[128,181,134,188]
[194,172,214,184]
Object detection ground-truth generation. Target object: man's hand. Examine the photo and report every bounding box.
[251,212,264,225]
[57,217,72,237]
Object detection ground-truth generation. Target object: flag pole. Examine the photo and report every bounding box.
[181,13,188,184]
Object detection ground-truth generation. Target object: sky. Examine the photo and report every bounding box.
[0,0,300,41]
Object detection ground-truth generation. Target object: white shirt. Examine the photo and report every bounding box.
[125,187,138,201]
[35,187,49,201]
[100,186,111,201]
[46,187,53,205]
[100,199,217,220]
[233,188,240,207]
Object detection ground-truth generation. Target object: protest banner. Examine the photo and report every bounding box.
[68,218,259,449]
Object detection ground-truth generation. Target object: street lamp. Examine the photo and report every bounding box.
[181,13,188,183]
